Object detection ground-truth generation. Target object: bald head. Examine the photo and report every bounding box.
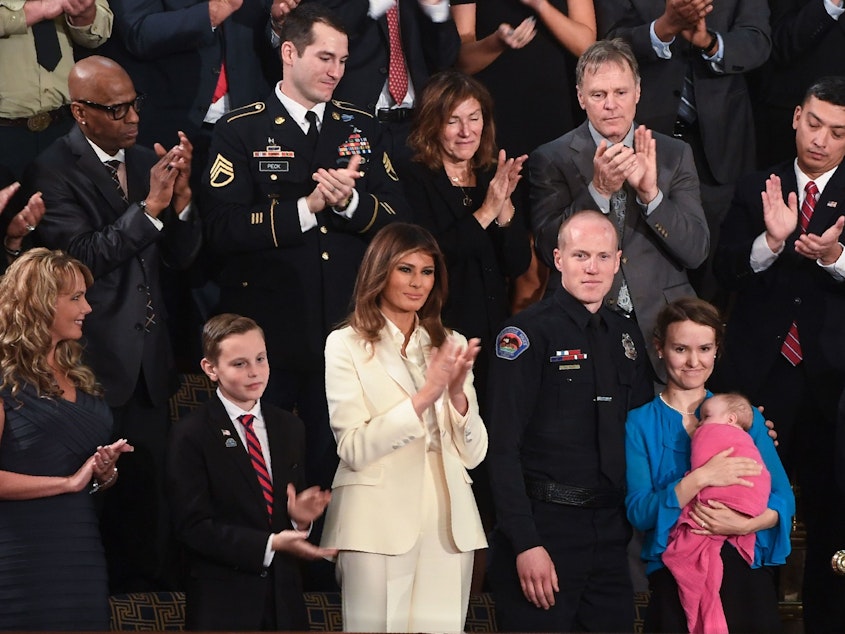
[68,56,131,102]
[69,56,141,155]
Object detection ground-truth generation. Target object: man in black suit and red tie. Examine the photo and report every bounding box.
[167,314,334,631]
[713,76,845,633]
[25,55,202,592]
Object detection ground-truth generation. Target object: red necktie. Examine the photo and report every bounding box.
[780,180,819,366]
[386,4,408,105]
[238,414,273,523]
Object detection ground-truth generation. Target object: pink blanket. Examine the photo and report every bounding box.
[662,423,771,634]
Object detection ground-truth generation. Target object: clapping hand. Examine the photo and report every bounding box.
[92,438,134,482]
[286,482,331,526]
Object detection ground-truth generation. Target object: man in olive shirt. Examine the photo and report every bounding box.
[0,0,112,177]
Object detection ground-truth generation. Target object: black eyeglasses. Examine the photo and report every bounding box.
[75,94,145,120]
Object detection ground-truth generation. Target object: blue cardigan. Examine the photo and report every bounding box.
[625,392,795,575]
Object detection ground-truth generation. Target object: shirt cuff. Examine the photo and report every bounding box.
[263,535,275,567]
[298,197,318,232]
[649,20,673,59]
[750,231,782,272]
[145,213,164,231]
[637,189,663,215]
[588,182,611,213]
[704,32,725,72]
[368,0,394,19]
[419,0,450,22]
[825,0,845,19]
[332,189,359,218]
[818,243,845,280]
[178,201,193,221]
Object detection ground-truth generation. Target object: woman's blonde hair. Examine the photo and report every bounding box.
[345,223,449,347]
[0,248,101,398]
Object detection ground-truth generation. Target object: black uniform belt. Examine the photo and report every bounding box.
[377,107,414,123]
[0,107,66,132]
[525,478,625,508]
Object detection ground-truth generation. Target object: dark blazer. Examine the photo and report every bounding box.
[106,0,278,147]
[166,394,308,630]
[401,161,531,344]
[307,0,460,111]
[713,161,845,395]
[25,125,201,407]
[201,97,409,371]
[599,0,771,185]
[530,120,708,378]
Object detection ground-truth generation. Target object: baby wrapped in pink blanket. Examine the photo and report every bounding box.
[662,393,771,634]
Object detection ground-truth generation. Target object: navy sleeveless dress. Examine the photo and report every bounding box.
[0,384,112,630]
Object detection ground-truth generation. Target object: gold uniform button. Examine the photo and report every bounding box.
[274,116,284,124]
[241,281,249,287]
[320,226,328,234]
[321,252,330,261]
[270,174,278,181]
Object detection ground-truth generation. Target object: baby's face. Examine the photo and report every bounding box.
[699,398,734,426]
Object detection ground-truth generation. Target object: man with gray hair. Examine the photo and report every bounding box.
[530,39,708,382]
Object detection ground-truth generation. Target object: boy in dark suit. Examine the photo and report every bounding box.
[166,314,334,631]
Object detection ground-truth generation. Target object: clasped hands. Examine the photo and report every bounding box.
[762,173,845,264]
[657,0,715,50]
[270,483,336,560]
[307,154,364,213]
[67,438,134,494]
[592,125,658,204]
[476,149,527,228]
[0,182,46,254]
[145,131,193,217]
[412,337,481,418]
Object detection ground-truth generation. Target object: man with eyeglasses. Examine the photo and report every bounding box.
[23,54,202,593]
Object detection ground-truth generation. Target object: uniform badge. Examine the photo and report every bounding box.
[259,161,289,173]
[496,326,529,360]
[209,154,234,188]
[225,438,238,448]
[828,201,838,208]
[383,151,399,182]
[338,133,371,156]
[221,429,231,436]
[253,144,294,158]
[341,114,354,122]
[621,332,637,360]
[332,112,341,120]
[550,349,587,362]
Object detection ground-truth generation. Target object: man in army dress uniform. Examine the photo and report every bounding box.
[202,3,408,489]
[486,210,653,632]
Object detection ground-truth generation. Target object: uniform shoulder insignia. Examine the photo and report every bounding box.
[383,152,398,182]
[621,332,637,360]
[209,153,234,188]
[496,326,530,360]
[223,101,265,124]
[331,100,374,119]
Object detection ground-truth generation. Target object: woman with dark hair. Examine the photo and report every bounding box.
[626,297,794,632]
[0,248,132,630]
[320,223,488,632]
[404,70,531,398]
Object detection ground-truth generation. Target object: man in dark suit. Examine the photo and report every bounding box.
[167,314,333,631]
[303,0,460,161]
[752,0,845,168]
[202,3,408,490]
[25,55,202,591]
[530,39,708,381]
[598,0,771,304]
[713,76,845,633]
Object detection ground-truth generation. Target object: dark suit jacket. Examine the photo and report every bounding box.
[106,0,279,147]
[166,394,308,630]
[25,125,202,407]
[530,120,708,378]
[201,97,409,371]
[401,161,531,344]
[599,0,771,184]
[713,161,845,395]
[308,0,460,111]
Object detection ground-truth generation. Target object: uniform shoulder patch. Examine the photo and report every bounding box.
[209,153,234,188]
[496,326,530,360]
[223,101,265,124]
[331,100,374,119]
[383,151,398,181]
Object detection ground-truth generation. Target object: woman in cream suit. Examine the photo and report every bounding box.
[321,223,488,632]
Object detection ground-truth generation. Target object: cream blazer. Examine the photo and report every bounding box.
[320,324,488,555]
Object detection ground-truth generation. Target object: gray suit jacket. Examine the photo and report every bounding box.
[530,120,709,379]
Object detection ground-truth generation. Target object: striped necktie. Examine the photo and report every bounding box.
[238,413,273,523]
[780,180,819,366]
[104,159,127,203]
